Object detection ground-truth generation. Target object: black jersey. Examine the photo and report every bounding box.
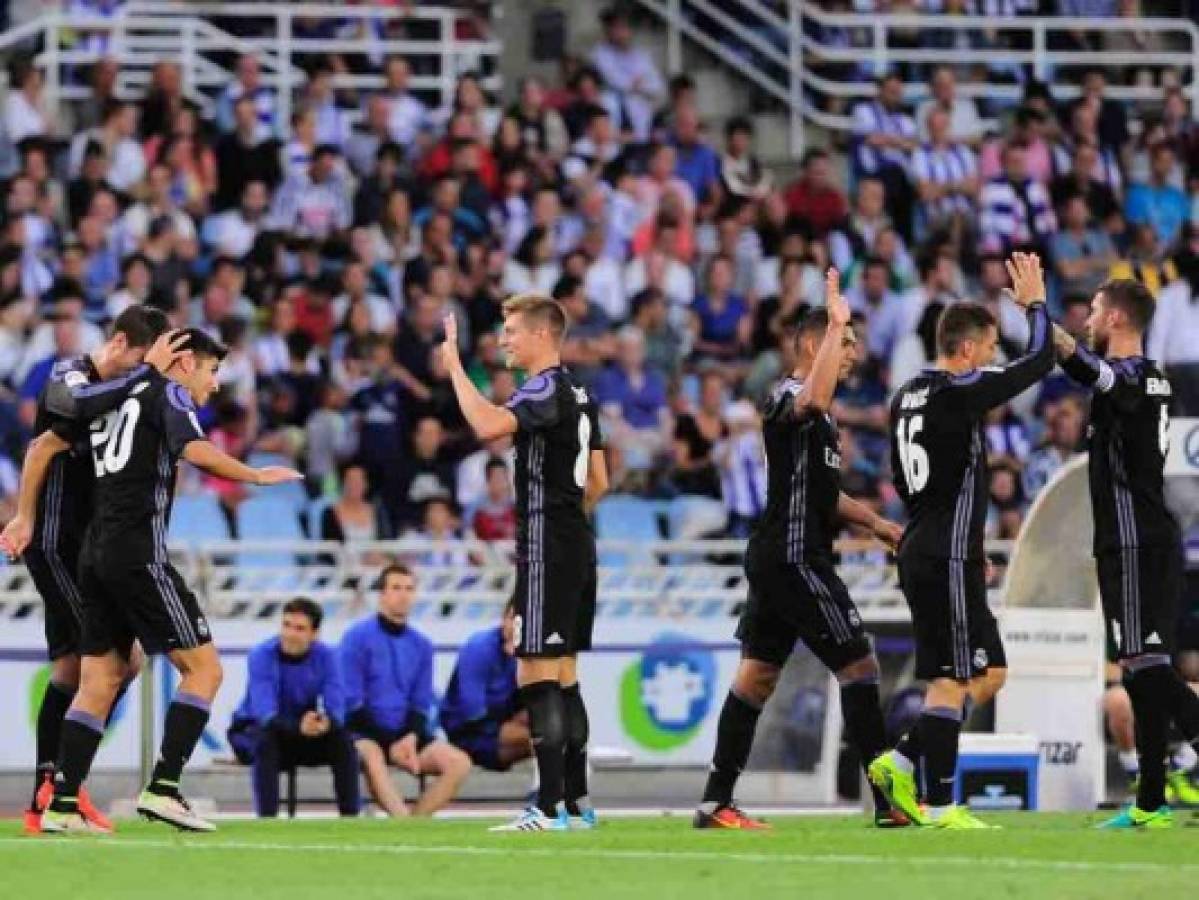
[504,366,602,565]
[48,368,207,565]
[889,304,1052,560]
[748,376,842,565]
[1059,347,1179,555]
[29,355,115,554]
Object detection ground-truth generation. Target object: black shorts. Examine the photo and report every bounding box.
[23,543,85,661]
[737,556,872,671]
[898,553,1005,681]
[513,535,595,659]
[1097,545,1181,660]
[78,558,212,657]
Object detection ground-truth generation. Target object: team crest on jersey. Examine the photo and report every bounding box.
[64,370,88,388]
[847,609,861,628]
[196,617,209,638]
[973,648,988,669]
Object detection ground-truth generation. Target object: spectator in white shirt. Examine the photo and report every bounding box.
[4,60,49,148]
[911,107,979,236]
[916,66,985,147]
[502,226,562,295]
[625,216,697,315]
[379,56,429,148]
[846,255,916,365]
[591,6,666,142]
[68,100,146,192]
[304,63,352,150]
[115,162,197,257]
[283,106,320,181]
[635,142,697,223]
[1148,250,1199,415]
[202,179,270,260]
[217,53,277,135]
[254,294,319,378]
[333,258,397,337]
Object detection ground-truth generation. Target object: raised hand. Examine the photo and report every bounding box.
[439,314,461,370]
[1004,252,1046,308]
[255,466,304,486]
[825,267,850,327]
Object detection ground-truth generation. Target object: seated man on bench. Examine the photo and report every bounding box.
[228,597,360,817]
[441,598,533,771]
[340,564,472,816]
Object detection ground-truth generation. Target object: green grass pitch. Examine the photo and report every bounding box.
[2,812,1195,899]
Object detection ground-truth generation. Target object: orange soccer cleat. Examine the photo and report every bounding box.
[692,805,772,830]
[77,787,115,833]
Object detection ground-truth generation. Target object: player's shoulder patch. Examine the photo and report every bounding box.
[508,370,559,406]
[166,381,196,411]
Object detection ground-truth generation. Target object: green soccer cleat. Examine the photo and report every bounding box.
[928,805,998,830]
[868,753,927,826]
[1166,771,1199,807]
[1097,804,1173,830]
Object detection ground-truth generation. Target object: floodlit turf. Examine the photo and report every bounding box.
[3,812,1197,900]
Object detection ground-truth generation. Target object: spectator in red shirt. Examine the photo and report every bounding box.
[418,111,498,195]
[471,458,516,541]
[784,148,848,237]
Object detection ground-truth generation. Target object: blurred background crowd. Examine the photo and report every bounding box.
[0,0,1197,553]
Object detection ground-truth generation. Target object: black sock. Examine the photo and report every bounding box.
[1155,668,1199,745]
[562,683,591,815]
[840,678,889,812]
[149,692,210,794]
[701,690,762,809]
[919,706,962,808]
[521,680,565,818]
[53,708,105,803]
[1126,665,1171,810]
[32,681,75,810]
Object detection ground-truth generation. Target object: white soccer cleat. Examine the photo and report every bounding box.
[136,790,216,832]
[489,806,570,832]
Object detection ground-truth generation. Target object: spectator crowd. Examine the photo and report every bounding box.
[1,1,1199,551]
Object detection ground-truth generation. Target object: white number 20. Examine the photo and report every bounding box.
[896,414,930,493]
[574,413,592,489]
[91,398,141,477]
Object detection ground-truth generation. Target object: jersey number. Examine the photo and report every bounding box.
[1159,406,1170,458]
[896,414,930,493]
[91,398,141,477]
[574,414,592,489]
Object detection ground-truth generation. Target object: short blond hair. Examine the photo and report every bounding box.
[501,292,568,344]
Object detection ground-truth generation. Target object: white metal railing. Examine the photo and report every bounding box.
[0,4,501,133]
[0,537,1015,624]
[633,0,1199,156]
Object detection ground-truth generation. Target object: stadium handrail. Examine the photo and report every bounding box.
[632,0,1199,156]
[0,537,1015,624]
[0,4,502,134]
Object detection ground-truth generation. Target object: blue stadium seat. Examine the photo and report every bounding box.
[168,494,231,545]
[236,496,305,568]
[595,495,661,566]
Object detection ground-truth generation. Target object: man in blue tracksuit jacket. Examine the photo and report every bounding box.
[340,563,471,816]
[228,598,360,817]
[441,601,531,771]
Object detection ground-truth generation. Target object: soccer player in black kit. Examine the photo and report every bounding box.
[870,253,1053,829]
[0,306,178,834]
[1052,279,1199,829]
[29,328,302,833]
[441,294,607,832]
[694,270,907,829]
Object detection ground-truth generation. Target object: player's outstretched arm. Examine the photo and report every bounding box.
[836,491,903,551]
[182,440,302,486]
[439,315,518,441]
[948,252,1054,411]
[794,268,850,416]
[0,429,70,558]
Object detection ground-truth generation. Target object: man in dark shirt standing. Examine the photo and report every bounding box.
[229,598,359,818]
[1,306,174,834]
[871,253,1053,829]
[442,293,608,831]
[32,329,302,833]
[694,271,906,830]
[1054,280,1199,829]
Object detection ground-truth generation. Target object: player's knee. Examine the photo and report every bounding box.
[51,655,82,689]
[446,746,472,778]
[734,662,780,705]
[985,666,1007,695]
